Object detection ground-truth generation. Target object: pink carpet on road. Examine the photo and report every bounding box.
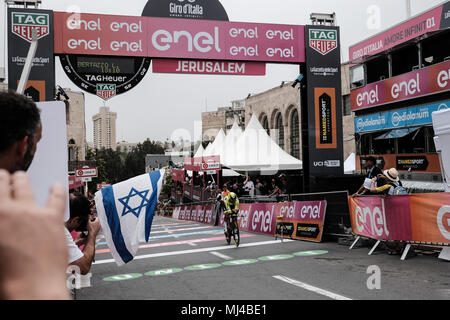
[95,234,255,254]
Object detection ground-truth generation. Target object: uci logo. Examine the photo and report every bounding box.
[437,206,450,240]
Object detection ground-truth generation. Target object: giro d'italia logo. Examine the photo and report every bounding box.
[309,29,338,56]
[96,84,117,101]
[11,12,50,43]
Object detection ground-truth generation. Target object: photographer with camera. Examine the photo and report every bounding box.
[65,194,101,275]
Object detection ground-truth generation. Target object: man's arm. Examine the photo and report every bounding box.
[70,218,100,275]
[269,187,280,197]
[352,184,365,197]
[233,198,240,213]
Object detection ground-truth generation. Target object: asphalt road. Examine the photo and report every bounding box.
[77,216,450,301]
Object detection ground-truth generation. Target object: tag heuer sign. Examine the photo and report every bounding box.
[309,29,338,55]
[96,84,117,100]
[11,12,49,43]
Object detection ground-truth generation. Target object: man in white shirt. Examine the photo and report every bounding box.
[243,175,255,197]
[66,195,101,275]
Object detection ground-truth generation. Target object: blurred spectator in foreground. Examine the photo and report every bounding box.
[0,170,69,300]
[0,91,42,173]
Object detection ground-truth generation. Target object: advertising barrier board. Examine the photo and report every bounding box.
[351,60,450,111]
[349,2,450,62]
[175,201,327,242]
[348,193,450,244]
[355,100,450,133]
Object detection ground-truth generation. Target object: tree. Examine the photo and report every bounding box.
[122,139,165,180]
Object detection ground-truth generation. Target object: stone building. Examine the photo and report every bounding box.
[202,100,246,141]
[65,89,87,162]
[203,64,355,161]
[0,67,7,92]
[92,106,117,151]
[116,141,138,153]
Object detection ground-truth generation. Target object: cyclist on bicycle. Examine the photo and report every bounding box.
[223,192,239,241]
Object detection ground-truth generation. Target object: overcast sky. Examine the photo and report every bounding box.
[0,0,445,144]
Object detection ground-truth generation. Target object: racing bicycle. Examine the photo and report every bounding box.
[224,212,240,247]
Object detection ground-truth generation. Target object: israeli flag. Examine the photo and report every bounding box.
[95,170,165,266]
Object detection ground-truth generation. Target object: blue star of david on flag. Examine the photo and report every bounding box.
[118,188,150,218]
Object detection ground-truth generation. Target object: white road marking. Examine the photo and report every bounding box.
[273,275,352,300]
[187,242,198,247]
[210,251,232,260]
[151,226,211,234]
[94,239,294,265]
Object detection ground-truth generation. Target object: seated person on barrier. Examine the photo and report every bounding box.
[370,168,407,196]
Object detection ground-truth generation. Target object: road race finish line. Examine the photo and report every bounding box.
[102,250,328,282]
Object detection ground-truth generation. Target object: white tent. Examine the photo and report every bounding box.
[221,121,243,167]
[344,153,356,174]
[203,143,212,157]
[203,129,226,157]
[223,168,242,177]
[433,108,450,192]
[226,114,302,172]
[194,145,204,158]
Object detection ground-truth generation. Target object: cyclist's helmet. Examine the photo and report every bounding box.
[228,192,237,202]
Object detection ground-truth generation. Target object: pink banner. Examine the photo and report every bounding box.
[175,201,327,238]
[152,59,266,76]
[275,201,327,223]
[204,205,215,225]
[351,60,450,111]
[349,5,444,62]
[349,196,412,241]
[171,169,185,182]
[54,12,305,63]
[184,156,221,172]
